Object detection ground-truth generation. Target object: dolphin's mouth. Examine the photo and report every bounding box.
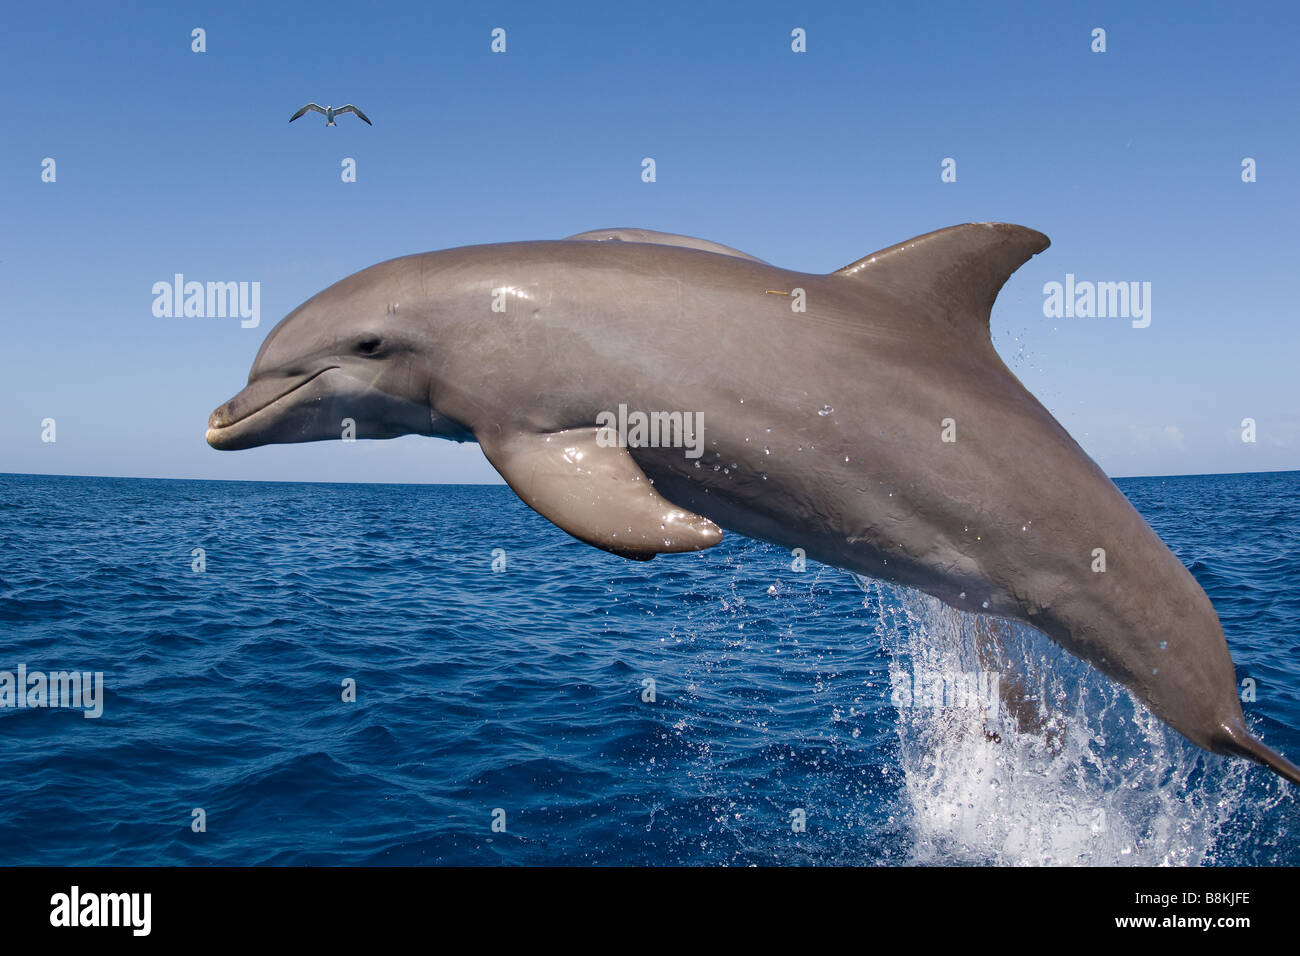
[206,366,337,448]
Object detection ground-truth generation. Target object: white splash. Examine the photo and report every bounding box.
[850,574,1284,866]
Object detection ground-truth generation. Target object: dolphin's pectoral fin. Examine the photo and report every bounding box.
[477,428,724,560]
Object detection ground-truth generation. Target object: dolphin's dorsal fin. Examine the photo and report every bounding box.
[833,223,1050,339]
[566,228,768,263]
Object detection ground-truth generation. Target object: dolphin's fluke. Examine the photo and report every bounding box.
[1213,722,1300,786]
[833,222,1050,341]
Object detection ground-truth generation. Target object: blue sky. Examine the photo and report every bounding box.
[2,0,1296,482]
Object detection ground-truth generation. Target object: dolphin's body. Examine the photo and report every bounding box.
[207,223,1300,786]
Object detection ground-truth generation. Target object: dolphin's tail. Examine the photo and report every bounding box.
[1213,722,1300,786]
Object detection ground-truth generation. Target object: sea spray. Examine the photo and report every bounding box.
[851,574,1259,865]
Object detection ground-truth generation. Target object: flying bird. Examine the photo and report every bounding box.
[289,103,372,127]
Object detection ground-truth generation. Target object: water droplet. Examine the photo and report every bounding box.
[981,601,989,609]
[1159,640,1168,650]
[959,592,966,600]
[818,405,833,416]
[764,446,770,455]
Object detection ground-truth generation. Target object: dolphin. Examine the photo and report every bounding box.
[206,223,1300,787]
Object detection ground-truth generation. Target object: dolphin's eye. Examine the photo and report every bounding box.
[355,336,383,356]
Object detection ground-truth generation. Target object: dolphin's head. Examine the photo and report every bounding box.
[206,257,470,451]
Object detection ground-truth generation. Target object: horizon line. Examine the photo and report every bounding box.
[2,467,1298,487]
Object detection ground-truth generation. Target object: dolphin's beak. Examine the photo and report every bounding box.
[206,367,335,450]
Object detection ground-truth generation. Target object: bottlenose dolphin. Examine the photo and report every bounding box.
[206,223,1300,786]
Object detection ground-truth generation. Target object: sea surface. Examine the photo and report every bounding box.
[0,471,1296,866]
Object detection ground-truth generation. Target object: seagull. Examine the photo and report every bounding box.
[289,103,372,127]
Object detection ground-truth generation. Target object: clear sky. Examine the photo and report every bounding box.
[2,1,1296,483]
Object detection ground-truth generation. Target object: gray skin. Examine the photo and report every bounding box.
[207,223,1300,786]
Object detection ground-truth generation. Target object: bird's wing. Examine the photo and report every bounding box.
[289,103,327,122]
[337,104,372,125]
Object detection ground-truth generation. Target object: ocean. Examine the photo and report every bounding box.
[0,471,1296,866]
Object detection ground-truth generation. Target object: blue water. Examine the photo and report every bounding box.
[0,471,1296,865]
